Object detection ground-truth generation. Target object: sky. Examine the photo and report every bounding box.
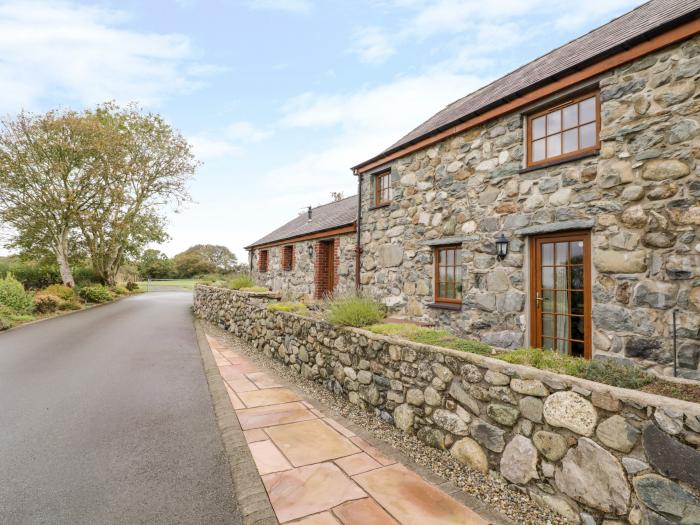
[0,0,645,262]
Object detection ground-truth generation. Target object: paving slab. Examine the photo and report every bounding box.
[206,332,496,525]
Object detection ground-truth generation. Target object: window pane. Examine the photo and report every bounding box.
[542,267,554,289]
[563,128,578,153]
[532,139,546,162]
[571,340,584,357]
[555,267,568,289]
[542,243,554,265]
[556,291,569,314]
[543,338,555,350]
[580,122,596,149]
[454,264,462,283]
[563,104,578,129]
[547,134,561,157]
[532,116,546,139]
[579,97,596,123]
[571,266,584,289]
[439,266,446,282]
[571,316,584,341]
[572,291,584,315]
[570,241,583,264]
[542,315,555,338]
[556,339,570,354]
[446,249,454,265]
[542,290,554,313]
[555,242,568,265]
[547,110,561,134]
[439,283,447,298]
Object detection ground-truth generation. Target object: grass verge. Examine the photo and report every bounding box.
[367,323,492,355]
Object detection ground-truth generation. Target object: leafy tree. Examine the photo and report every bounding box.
[173,251,216,278]
[176,244,238,274]
[138,249,175,279]
[0,109,111,286]
[76,103,197,284]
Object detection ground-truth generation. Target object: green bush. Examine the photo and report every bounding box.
[228,274,254,290]
[44,284,76,301]
[240,286,269,293]
[367,323,492,355]
[0,273,34,315]
[497,348,656,389]
[267,302,309,315]
[326,294,385,327]
[0,304,34,330]
[78,285,113,303]
[110,284,129,296]
[125,281,138,291]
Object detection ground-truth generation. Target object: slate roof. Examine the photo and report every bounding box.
[354,0,700,169]
[246,196,357,248]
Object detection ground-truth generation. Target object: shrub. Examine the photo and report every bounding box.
[268,302,308,315]
[239,286,269,293]
[110,284,129,296]
[228,274,254,290]
[78,285,113,303]
[33,293,65,314]
[0,273,34,315]
[44,284,76,301]
[326,294,385,327]
[0,304,33,330]
[367,323,492,355]
[497,348,656,389]
[125,281,138,291]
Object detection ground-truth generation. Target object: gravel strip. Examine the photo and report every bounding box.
[206,322,571,525]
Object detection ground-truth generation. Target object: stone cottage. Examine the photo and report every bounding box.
[246,196,358,300]
[351,0,700,378]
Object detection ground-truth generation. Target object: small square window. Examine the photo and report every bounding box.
[527,92,599,167]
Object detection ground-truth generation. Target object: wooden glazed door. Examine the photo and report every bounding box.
[530,231,591,359]
[325,240,335,294]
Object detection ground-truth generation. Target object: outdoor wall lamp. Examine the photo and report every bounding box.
[307,244,314,258]
[496,233,509,260]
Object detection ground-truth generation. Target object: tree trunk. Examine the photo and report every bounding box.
[54,232,75,287]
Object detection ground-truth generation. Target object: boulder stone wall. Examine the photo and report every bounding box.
[195,285,700,525]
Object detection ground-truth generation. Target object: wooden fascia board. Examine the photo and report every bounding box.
[355,17,700,174]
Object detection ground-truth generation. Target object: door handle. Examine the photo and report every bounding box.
[536,292,544,308]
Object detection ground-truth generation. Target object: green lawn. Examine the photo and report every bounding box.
[137,279,198,290]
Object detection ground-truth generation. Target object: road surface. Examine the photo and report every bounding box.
[0,292,240,524]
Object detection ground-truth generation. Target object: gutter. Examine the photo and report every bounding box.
[353,168,362,292]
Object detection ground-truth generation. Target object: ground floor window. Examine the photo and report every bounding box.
[530,231,591,358]
[282,245,294,271]
[434,245,462,304]
[258,249,269,273]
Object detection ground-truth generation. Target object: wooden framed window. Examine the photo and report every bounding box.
[258,249,269,273]
[282,245,294,271]
[527,92,600,168]
[373,171,391,207]
[434,245,462,304]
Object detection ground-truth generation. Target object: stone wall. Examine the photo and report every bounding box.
[195,285,700,525]
[357,35,700,378]
[251,234,356,300]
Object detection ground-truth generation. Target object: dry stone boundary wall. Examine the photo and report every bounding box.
[194,285,700,525]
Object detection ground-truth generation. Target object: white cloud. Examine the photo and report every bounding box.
[248,0,312,13]
[351,26,396,64]
[189,121,272,160]
[0,1,219,112]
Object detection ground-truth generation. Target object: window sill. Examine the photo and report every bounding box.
[427,302,462,311]
[369,203,391,211]
[519,150,598,174]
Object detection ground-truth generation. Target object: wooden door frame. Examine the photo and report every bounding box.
[528,230,592,359]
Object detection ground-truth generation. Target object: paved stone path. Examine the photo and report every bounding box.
[205,333,489,525]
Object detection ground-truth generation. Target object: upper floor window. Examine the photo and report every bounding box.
[527,92,599,168]
[373,171,391,207]
[282,245,294,271]
[258,249,269,273]
[434,245,462,304]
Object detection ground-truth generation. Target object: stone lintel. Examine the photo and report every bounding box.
[420,236,471,246]
[515,220,594,237]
